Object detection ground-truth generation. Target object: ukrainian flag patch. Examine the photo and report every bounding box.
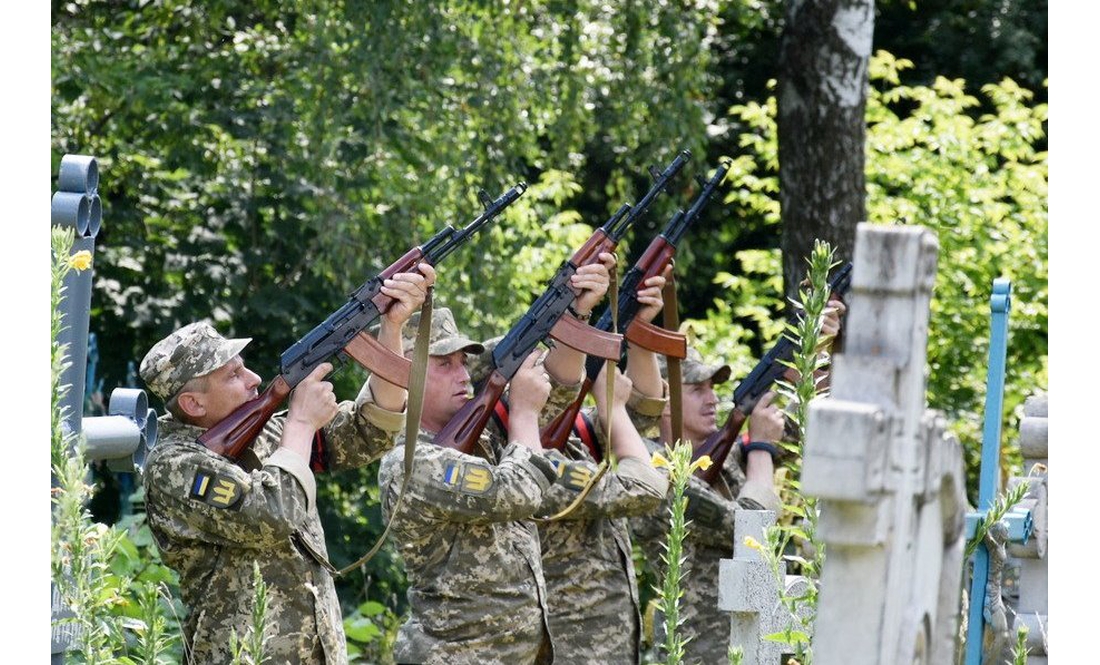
[441,461,493,495]
[190,469,245,510]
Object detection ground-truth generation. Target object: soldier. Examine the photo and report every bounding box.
[379,255,615,665]
[531,274,669,664]
[139,265,434,664]
[626,299,845,662]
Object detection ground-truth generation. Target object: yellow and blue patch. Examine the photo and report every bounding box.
[559,462,594,492]
[190,469,244,510]
[441,461,493,495]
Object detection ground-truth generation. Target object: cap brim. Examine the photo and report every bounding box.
[708,364,732,385]
[430,337,485,356]
[205,337,252,376]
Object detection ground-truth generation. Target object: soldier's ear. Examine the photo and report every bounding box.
[177,391,206,420]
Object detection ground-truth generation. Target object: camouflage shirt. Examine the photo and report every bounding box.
[143,382,405,664]
[380,429,560,665]
[535,413,668,665]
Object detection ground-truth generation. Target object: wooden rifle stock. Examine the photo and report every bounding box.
[434,371,510,454]
[692,406,747,484]
[198,376,292,460]
[542,376,595,452]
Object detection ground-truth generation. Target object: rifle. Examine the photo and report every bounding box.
[539,161,731,457]
[435,151,691,454]
[693,261,853,484]
[198,184,527,460]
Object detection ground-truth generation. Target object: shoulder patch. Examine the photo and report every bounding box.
[548,457,567,478]
[189,468,245,510]
[441,461,494,495]
[557,461,594,492]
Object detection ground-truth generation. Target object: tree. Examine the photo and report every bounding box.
[777,0,872,299]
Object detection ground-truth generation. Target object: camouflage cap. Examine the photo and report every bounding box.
[139,322,252,401]
[658,346,731,385]
[401,307,485,357]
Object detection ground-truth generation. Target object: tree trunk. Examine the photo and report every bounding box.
[778,0,872,301]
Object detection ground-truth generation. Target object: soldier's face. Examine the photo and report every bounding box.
[422,351,472,427]
[194,356,262,425]
[680,378,719,446]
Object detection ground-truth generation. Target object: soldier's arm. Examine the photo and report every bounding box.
[537,446,667,520]
[365,264,436,411]
[540,376,668,519]
[624,380,668,440]
[321,265,436,469]
[317,381,406,471]
[385,443,560,525]
[542,251,615,386]
[144,440,314,547]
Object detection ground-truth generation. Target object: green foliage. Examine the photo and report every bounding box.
[344,599,403,664]
[51,0,715,402]
[964,480,1030,559]
[1012,622,1029,665]
[650,442,714,665]
[132,582,177,665]
[865,52,1047,495]
[722,52,1047,500]
[761,241,835,664]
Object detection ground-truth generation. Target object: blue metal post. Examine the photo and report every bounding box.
[964,278,1012,665]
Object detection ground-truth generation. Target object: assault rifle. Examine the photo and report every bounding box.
[198,184,527,460]
[435,151,691,454]
[539,160,731,457]
[693,261,854,484]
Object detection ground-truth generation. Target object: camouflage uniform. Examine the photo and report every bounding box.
[379,309,578,665]
[535,403,668,665]
[139,322,405,664]
[628,348,779,663]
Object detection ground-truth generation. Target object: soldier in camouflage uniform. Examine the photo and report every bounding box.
[379,253,616,665]
[139,266,434,664]
[529,272,669,664]
[535,365,668,664]
[626,299,845,662]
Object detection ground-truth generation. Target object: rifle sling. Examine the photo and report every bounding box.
[313,288,434,577]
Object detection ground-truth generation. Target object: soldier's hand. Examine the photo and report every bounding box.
[570,251,616,317]
[381,262,437,326]
[510,350,552,417]
[746,391,784,443]
[288,363,339,431]
[634,265,671,324]
[821,297,846,339]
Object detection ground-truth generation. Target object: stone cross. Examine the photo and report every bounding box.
[800,223,968,664]
[718,510,812,665]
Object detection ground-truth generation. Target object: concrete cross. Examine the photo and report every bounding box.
[799,223,968,665]
[718,509,812,665]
